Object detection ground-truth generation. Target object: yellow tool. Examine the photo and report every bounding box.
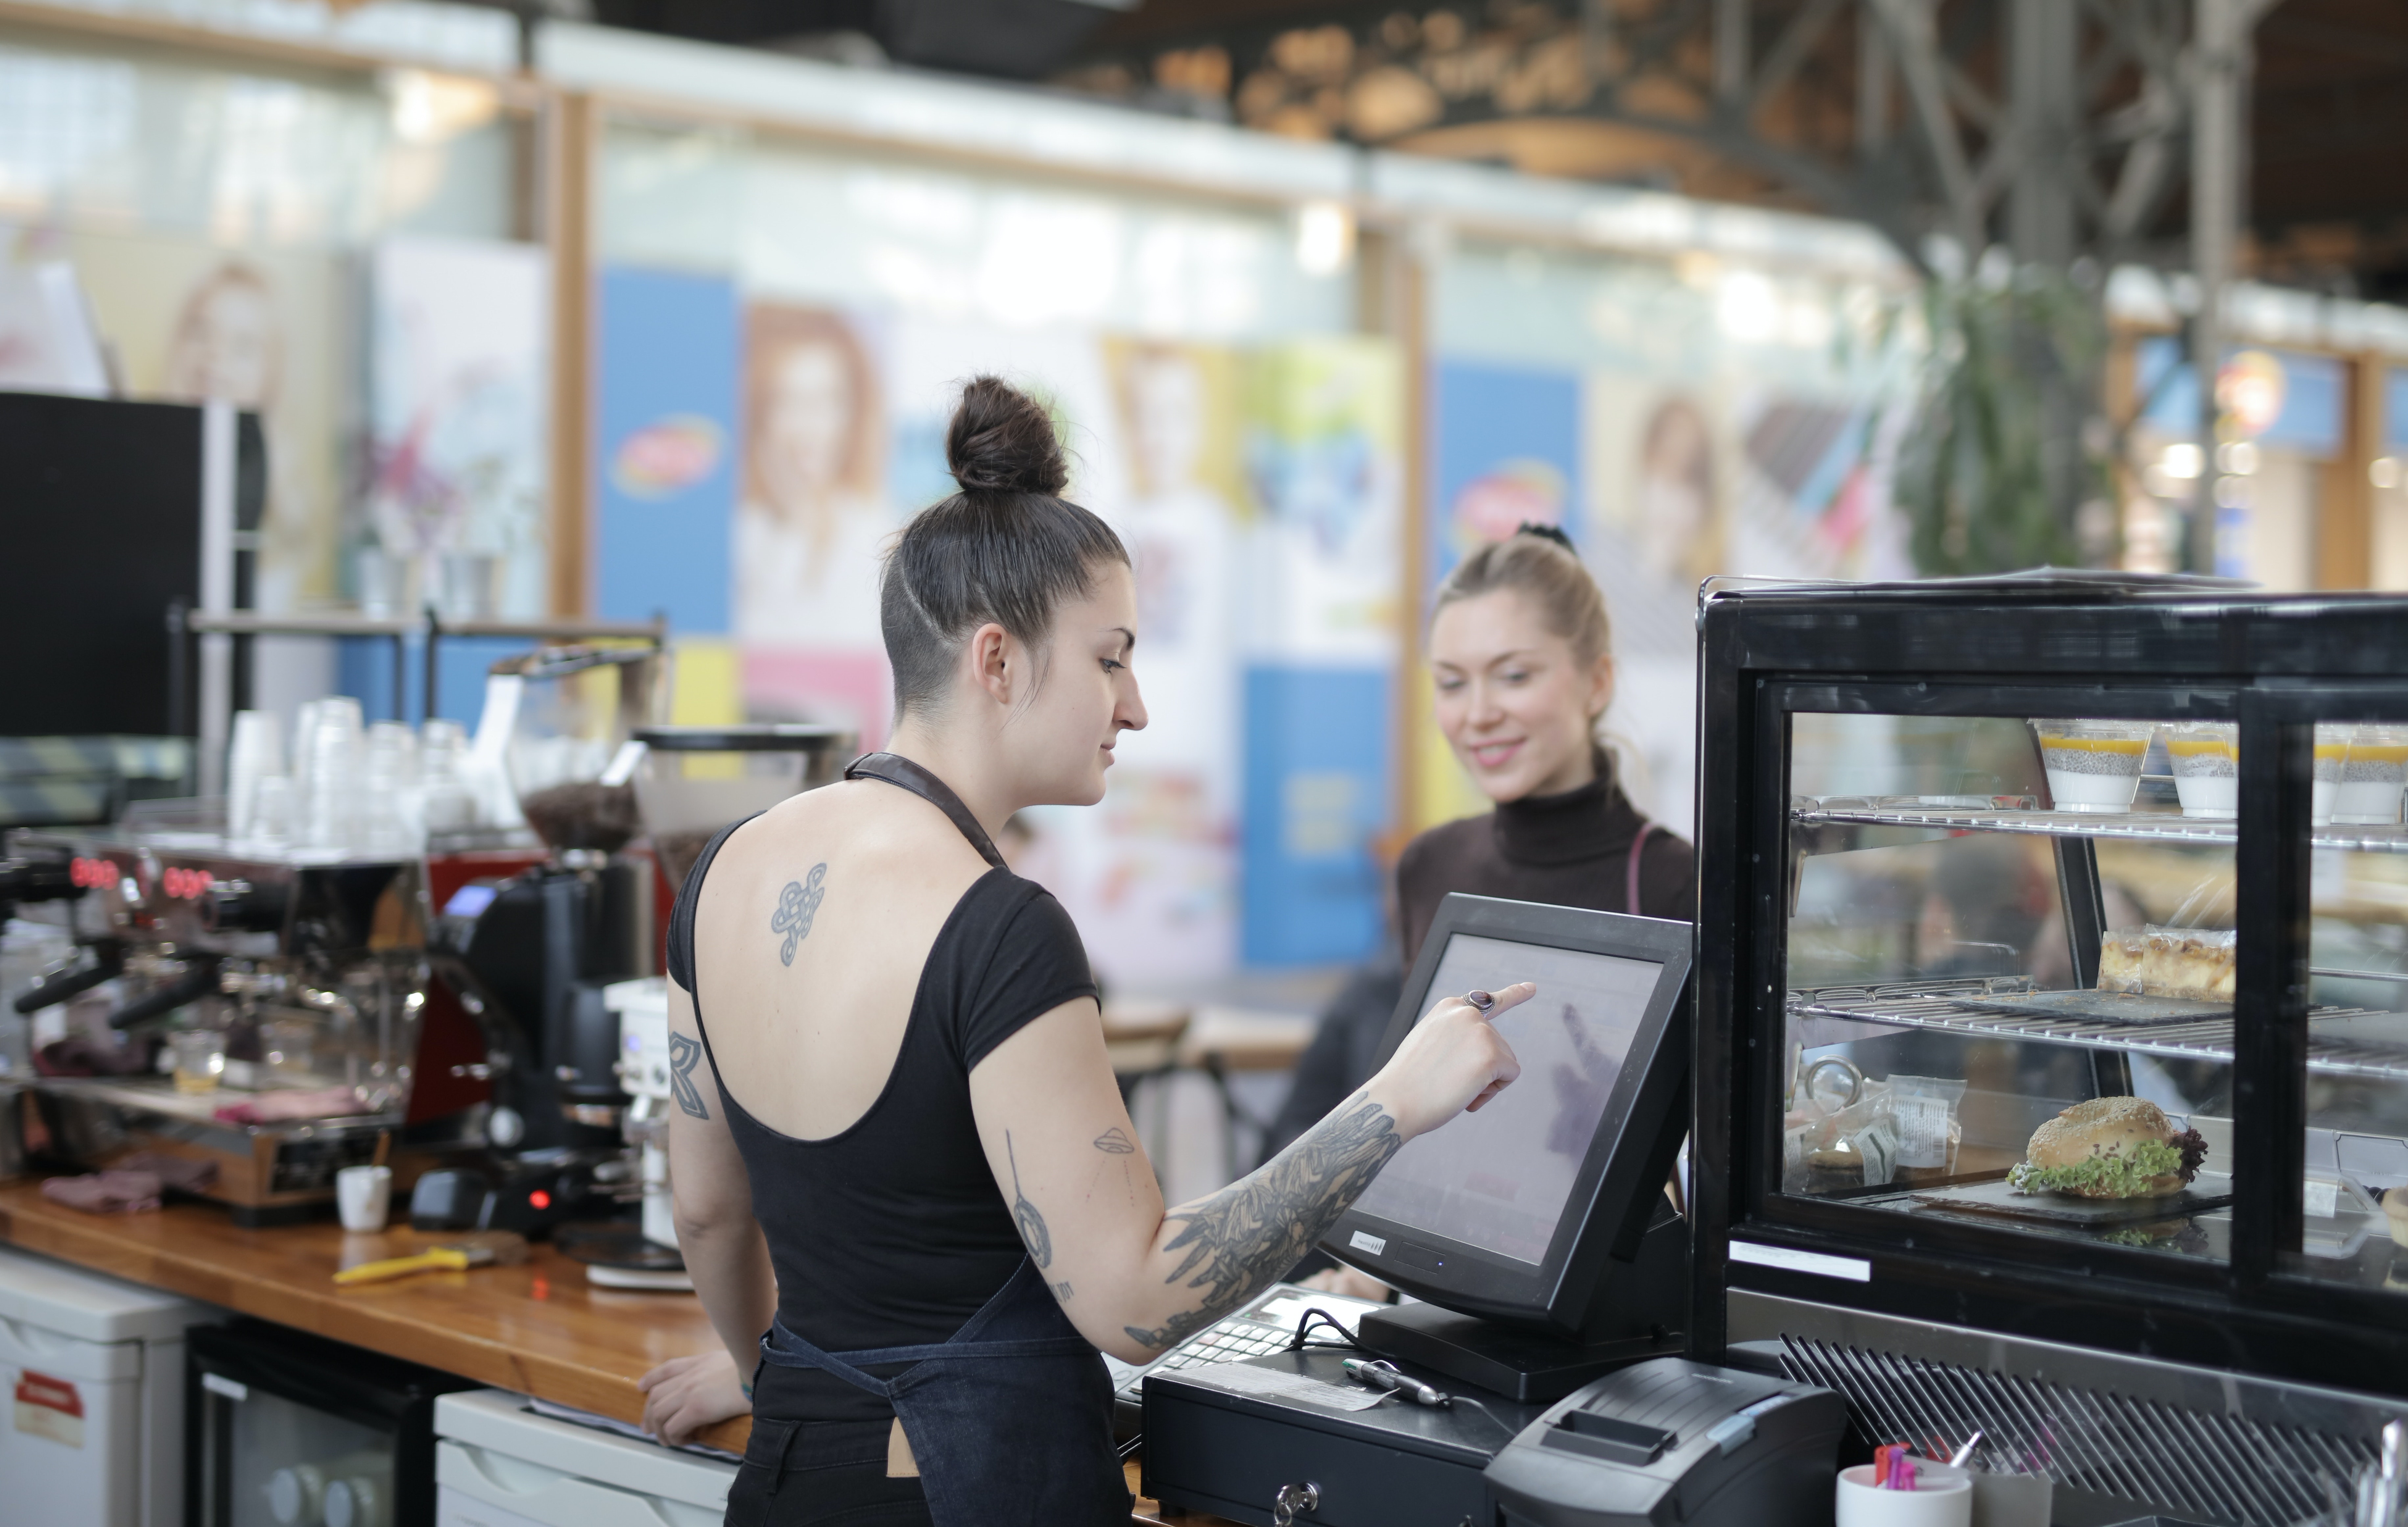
[333,1232,529,1286]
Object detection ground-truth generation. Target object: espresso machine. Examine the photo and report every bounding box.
[422,644,666,1233]
[5,815,425,1224]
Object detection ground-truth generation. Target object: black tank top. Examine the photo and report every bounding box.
[666,815,1099,1423]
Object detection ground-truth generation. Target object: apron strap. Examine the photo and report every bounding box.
[846,751,1008,870]
[1626,822,1655,915]
[760,1319,1096,1397]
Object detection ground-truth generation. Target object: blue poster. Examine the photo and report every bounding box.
[1429,360,1582,598]
[596,267,739,633]
[1241,665,1392,965]
[2136,337,2346,459]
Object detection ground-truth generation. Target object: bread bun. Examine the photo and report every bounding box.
[2026,1097,2183,1198]
[945,376,1068,497]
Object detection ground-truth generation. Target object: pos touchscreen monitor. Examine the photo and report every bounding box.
[1323,893,1692,1381]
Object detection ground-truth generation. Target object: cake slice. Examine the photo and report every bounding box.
[2096,925,2236,1001]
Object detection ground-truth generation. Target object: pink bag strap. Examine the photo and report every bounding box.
[1625,823,1655,915]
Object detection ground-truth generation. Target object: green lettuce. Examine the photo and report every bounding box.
[2008,1138,2186,1197]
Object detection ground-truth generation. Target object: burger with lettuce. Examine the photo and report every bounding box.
[2007,1097,2210,1198]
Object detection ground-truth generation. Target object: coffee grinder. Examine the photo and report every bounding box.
[426,644,663,1232]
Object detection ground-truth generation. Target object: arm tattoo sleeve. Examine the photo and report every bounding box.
[1007,1131,1053,1268]
[771,864,828,966]
[1122,1094,1400,1352]
[668,1031,711,1120]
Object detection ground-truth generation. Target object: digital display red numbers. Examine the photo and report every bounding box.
[160,867,214,900]
[69,857,114,889]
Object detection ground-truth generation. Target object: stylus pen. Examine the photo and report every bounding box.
[1342,1358,1449,1407]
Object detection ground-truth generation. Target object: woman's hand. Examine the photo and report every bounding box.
[1365,982,1532,1139]
[638,1350,751,1446]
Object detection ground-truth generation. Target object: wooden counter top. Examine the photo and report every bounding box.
[0,1179,755,1455]
[0,1179,1230,1520]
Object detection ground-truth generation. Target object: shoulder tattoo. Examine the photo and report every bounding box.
[771,863,828,966]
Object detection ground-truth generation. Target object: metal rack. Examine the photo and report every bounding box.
[1789,976,2408,1082]
[1793,795,2408,855]
[172,607,667,730]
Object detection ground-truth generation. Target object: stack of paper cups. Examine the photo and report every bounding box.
[301,698,365,853]
[226,710,284,843]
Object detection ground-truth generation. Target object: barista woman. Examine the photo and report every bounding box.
[653,378,1530,1527]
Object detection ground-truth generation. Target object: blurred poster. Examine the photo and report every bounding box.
[1242,666,1390,966]
[1241,338,1403,664]
[734,304,892,647]
[0,233,108,397]
[596,265,737,634]
[1727,391,1909,582]
[1430,360,1581,593]
[69,230,345,611]
[369,236,548,619]
[1581,377,1728,837]
[1085,338,1245,984]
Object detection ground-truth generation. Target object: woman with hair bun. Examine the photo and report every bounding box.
[639,377,1527,1525]
[1399,526,1695,963]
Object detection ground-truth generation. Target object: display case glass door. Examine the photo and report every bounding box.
[1776,697,2250,1273]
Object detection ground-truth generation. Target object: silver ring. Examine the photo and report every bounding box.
[1463,990,1495,1014]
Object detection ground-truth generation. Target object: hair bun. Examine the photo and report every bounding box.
[946,376,1069,497]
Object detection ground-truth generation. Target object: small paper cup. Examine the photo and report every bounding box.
[1970,1470,2053,1527]
[1836,1463,1973,1527]
[336,1165,393,1233]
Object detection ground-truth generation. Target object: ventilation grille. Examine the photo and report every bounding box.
[1777,1335,2374,1526]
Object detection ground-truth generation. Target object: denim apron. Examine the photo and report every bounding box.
[747,752,1131,1526]
[756,1259,1130,1525]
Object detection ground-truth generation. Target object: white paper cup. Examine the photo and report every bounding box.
[335,1165,392,1233]
[1836,1463,1973,1527]
[1970,1471,2053,1527]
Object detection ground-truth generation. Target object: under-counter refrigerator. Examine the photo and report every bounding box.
[0,1243,218,1527]
[186,1319,477,1527]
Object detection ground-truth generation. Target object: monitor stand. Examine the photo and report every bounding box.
[1353,1202,1687,1403]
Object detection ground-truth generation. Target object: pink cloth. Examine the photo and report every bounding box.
[212,1087,369,1126]
[38,1153,215,1214]
[42,1170,165,1213]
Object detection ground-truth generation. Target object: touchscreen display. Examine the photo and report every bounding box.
[1350,934,1663,1265]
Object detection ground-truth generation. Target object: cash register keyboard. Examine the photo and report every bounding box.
[1106,1283,1386,1444]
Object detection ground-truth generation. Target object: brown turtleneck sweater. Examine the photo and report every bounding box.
[1395,770,1695,965]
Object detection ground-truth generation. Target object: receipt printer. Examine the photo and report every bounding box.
[1484,1358,1847,1526]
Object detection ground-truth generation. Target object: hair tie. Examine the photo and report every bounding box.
[1514,522,1575,552]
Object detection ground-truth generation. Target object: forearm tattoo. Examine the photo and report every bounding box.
[668,1031,710,1120]
[1007,1131,1053,1268]
[1123,1094,1400,1352]
[771,864,828,966]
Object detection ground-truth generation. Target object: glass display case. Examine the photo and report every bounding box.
[1693,575,2408,1405]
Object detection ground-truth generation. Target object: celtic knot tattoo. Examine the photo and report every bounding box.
[771,863,828,966]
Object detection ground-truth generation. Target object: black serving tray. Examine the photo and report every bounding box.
[1880,1175,2234,1228]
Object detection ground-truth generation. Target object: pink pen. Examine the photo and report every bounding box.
[1891,1456,1918,1491]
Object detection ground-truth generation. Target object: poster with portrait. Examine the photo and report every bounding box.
[732,303,897,750]
[1581,374,1729,836]
[68,229,346,612]
[368,236,548,620]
